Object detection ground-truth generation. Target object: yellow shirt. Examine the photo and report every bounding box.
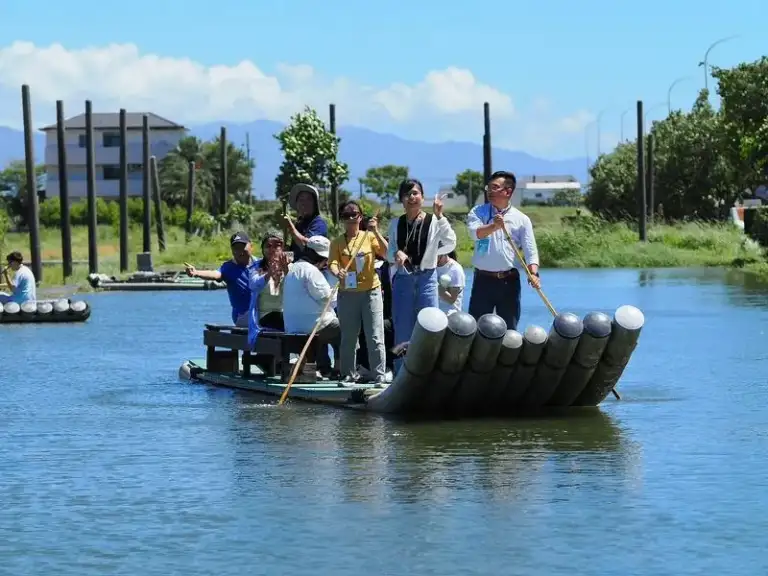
[329,231,382,292]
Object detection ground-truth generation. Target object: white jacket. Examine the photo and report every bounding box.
[387,213,457,271]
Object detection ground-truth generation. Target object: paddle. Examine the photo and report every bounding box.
[277,211,379,406]
[499,224,621,401]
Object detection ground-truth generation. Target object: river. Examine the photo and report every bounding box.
[1,267,767,575]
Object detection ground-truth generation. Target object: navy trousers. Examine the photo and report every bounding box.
[467,269,522,330]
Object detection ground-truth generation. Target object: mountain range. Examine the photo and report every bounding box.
[0,121,588,198]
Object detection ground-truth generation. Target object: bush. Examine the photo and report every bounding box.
[747,206,768,247]
[37,197,189,229]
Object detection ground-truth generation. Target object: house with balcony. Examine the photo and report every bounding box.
[40,112,187,199]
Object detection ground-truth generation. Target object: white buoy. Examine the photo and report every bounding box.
[37,302,53,315]
[70,300,87,313]
[53,299,70,313]
[20,301,37,314]
[3,302,20,314]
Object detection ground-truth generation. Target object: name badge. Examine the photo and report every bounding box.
[476,238,490,256]
[355,252,365,271]
[345,272,358,289]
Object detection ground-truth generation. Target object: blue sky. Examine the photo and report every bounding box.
[0,0,765,158]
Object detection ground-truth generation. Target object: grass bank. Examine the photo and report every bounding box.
[3,206,767,289]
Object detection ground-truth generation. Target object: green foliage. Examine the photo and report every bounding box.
[747,207,768,247]
[552,188,583,207]
[359,165,408,215]
[452,169,484,208]
[37,197,187,229]
[587,56,768,222]
[0,209,8,252]
[0,160,46,224]
[158,135,254,212]
[712,57,768,188]
[274,106,349,210]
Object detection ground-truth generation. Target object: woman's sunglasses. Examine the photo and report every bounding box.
[341,211,361,221]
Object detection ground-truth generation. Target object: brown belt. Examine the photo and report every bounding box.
[475,268,519,279]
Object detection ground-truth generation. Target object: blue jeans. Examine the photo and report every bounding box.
[392,268,438,372]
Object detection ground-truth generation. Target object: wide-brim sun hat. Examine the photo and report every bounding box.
[289,183,320,210]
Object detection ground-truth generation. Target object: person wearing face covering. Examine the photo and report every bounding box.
[387,178,456,371]
[282,183,329,260]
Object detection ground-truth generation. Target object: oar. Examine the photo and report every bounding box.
[499,225,621,401]
[278,212,378,406]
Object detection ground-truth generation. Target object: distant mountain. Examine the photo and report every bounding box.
[0,121,588,198]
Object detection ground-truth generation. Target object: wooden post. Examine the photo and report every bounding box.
[84,100,98,273]
[55,100,72,279]
[149,156,166,252]
[21,85,41,282]
[118,109,129,271]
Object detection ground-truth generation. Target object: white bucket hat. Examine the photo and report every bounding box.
[305,235,330,259]
[289,183,320,211]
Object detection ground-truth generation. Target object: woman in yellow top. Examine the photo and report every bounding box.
[329,200,389,384]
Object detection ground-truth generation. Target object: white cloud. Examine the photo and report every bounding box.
[0,41,597,157]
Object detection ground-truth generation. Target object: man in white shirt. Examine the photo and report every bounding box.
[0,251,37,304]
[282,235,340,376]
[465,171,541,330]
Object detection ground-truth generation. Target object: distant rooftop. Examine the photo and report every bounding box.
[40,112,186,132]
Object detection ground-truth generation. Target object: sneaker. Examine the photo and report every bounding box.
[338,375,359,388]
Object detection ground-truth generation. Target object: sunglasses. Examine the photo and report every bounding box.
[341,211,361,220]
[264,241,283,249]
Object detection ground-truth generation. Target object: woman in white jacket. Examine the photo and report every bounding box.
[387,178,457,368]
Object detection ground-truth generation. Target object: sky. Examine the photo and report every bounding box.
[0,0,765,159]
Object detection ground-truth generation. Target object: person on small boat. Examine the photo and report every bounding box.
[388,178,456,367]
[436,249,465,316]
[0,251,37,305]
[355,218,396,376]
[282,235,341,377]
[466,170,541,330]
[282,183,329,260]
[329,200,389,385]
[184,231,256,326]
[248,230,289,337]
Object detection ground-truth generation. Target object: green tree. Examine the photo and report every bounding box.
[360,164,409,216]
[453,169,484,209]
[274,106,349,219]
[651,91,736,220]
[0,160,46,224]
[158,135,254,212]
[584,141,639,219]
[712,57,768,190]
[552,188,583,206]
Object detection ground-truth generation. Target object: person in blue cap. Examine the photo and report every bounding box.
[184,231,257,326]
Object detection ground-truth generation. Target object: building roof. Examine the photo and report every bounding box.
[40,112,186,132]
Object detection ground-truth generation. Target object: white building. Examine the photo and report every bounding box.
[40,112,186,199]
[518,175,581,205]
[427,174,582,210]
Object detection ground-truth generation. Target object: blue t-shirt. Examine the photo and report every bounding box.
[290,215,328,257]
[219,259,256,322]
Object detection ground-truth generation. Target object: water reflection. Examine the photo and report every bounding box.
[227,398,640,506]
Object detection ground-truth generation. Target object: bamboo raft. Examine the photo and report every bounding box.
[87,271,226,292]
[179,304,644,417]
[0,299,91,324]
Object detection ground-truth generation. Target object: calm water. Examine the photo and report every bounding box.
[2,267,768,575]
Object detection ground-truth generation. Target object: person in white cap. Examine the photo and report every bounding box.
[283,183,329,260]
[282,235,340,377]
[436,249,465,316]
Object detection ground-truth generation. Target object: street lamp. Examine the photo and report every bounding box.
[698,35,739,91]
[667,76,693,113]
[644,102,666,133]
[596,108,609,156]
[620,106,632,141]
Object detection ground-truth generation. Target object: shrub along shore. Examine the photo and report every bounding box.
[2,205,766,290]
